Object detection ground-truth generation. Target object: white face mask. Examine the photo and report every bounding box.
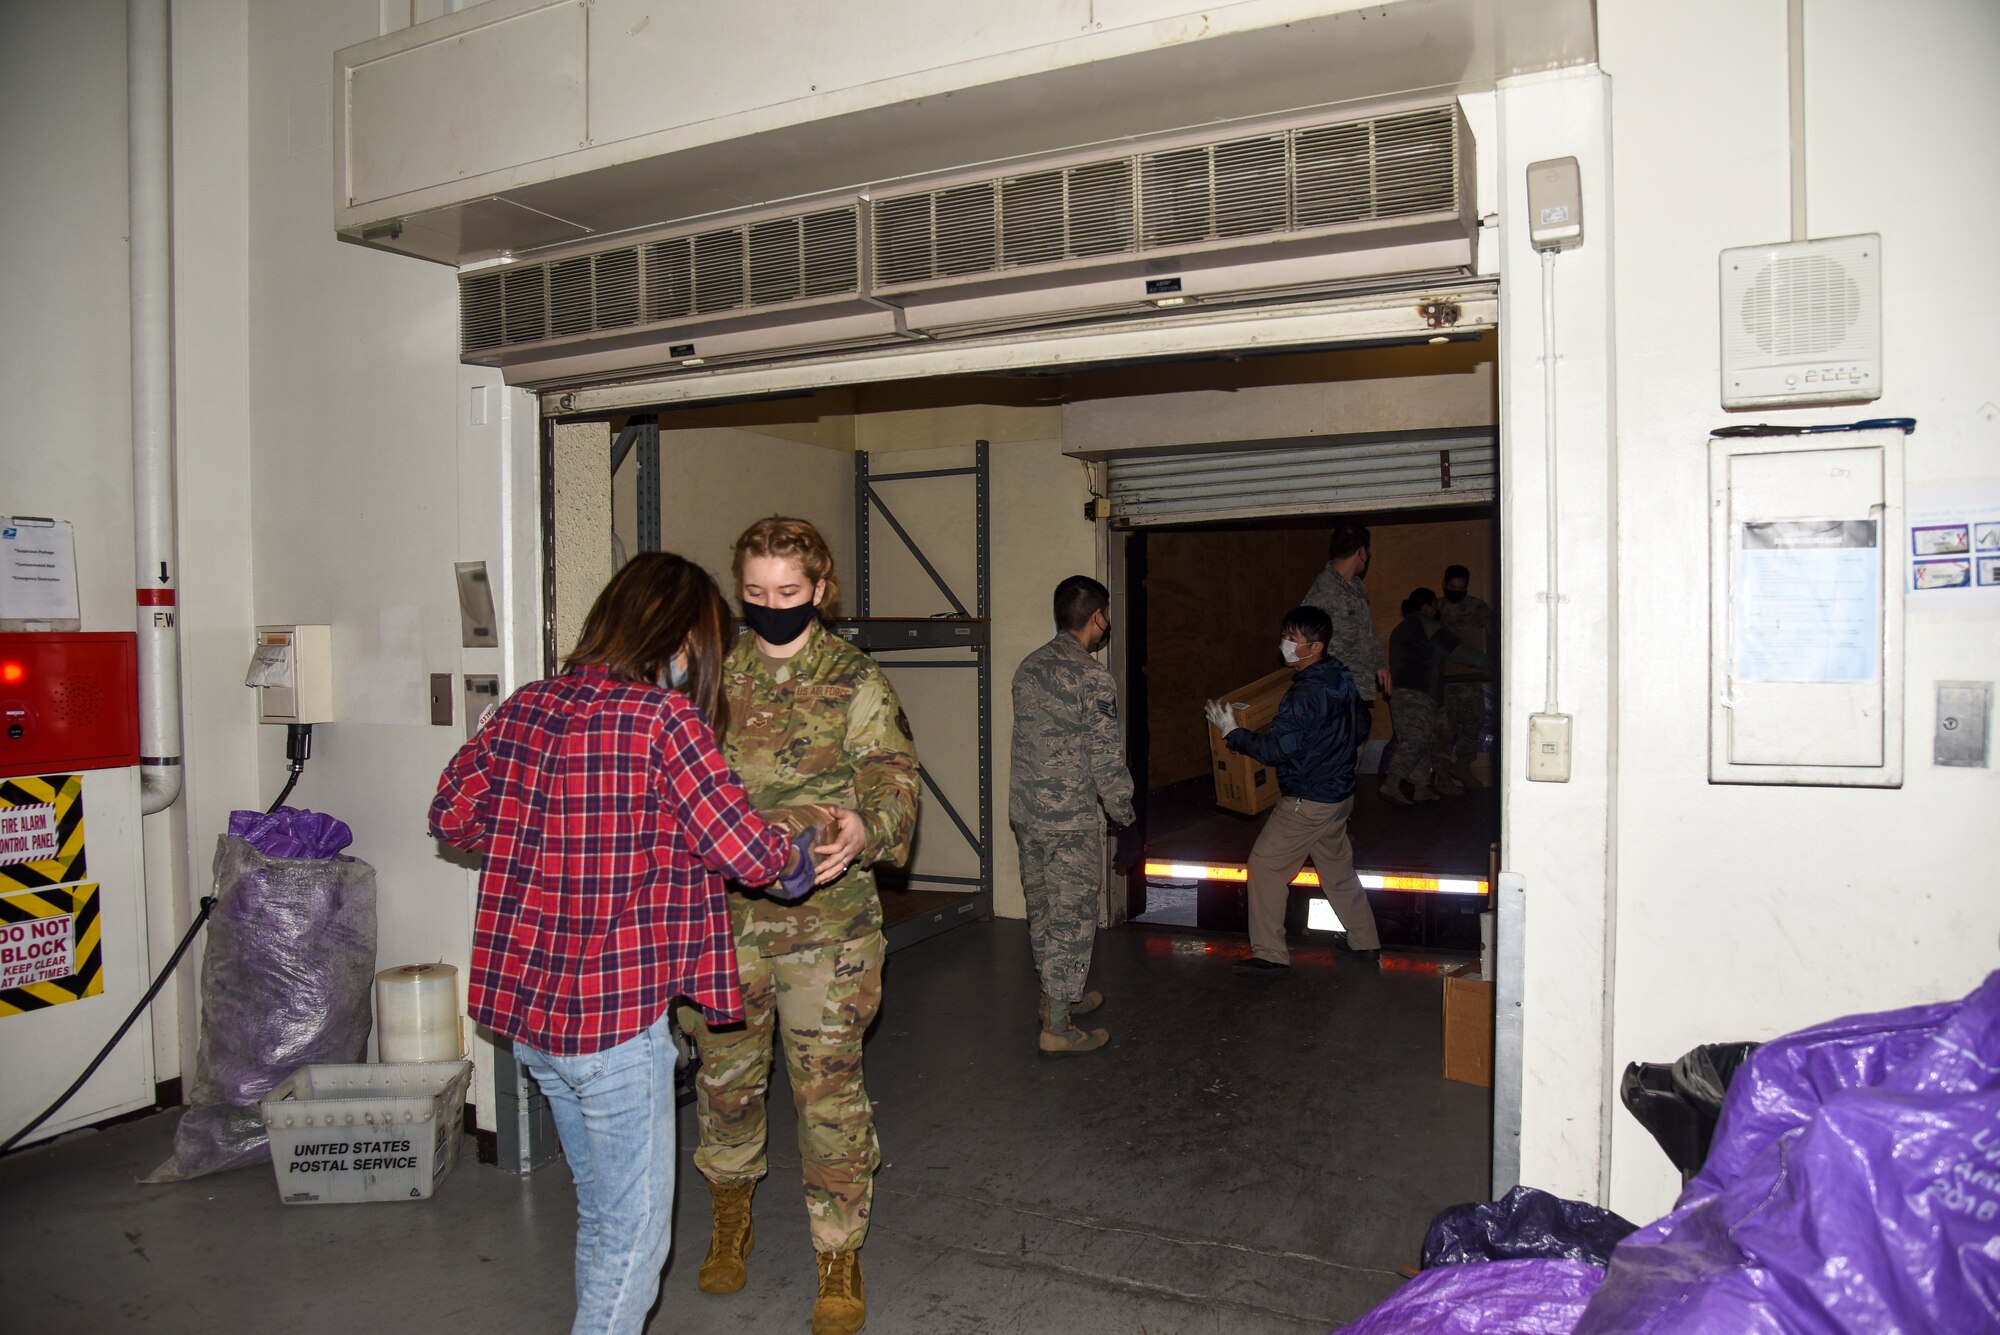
[1280,639,1302,665]
[660,654,689,690]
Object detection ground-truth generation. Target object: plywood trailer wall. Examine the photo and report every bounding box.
[1142,527,1329,788]
[1363,513,1501,693]
[1142,512,1498,789]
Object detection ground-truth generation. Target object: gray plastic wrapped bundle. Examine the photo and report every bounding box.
[146,809,375,1182]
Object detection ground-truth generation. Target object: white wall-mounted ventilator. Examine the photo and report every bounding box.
[453,100,1480,387]
[1719,234,1882,410]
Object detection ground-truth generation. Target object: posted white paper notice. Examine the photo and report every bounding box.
[1735,520,1879,682]
[0,518,81,624]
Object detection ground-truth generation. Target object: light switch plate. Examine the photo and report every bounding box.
[429,673,454,727]
[464,674,500,740]
[1935,681,1991,767]
[1527,712,1572,782]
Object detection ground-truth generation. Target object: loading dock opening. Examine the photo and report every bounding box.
[554,323,1501,958]
[1119,503,1501,952]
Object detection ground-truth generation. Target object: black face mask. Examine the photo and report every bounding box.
[1444,589,1467,603]
[742,599,818,645]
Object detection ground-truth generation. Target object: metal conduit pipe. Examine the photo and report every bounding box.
[129,0,184,815]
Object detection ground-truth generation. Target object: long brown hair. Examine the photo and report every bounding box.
[564,553,734,726]
[732,515,839,609]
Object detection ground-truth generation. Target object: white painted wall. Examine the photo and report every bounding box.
[241,0,489,1097]
[0,3,134,630]
[0,0,192,1088]
[169,0,260,1086]
[658,427,855,607]
[988,439,1101,920]
[1596,0,2000,1221]
[1491,67,1620,1205]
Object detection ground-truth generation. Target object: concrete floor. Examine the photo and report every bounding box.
[1,920,1490,1334]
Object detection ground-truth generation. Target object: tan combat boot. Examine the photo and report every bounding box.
[1037,989,1102,1028]
[812,1249,866,1335]
[1038,997,1109,1057]
[696,1178,756,1294]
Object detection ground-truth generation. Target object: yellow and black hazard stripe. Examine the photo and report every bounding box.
[0,773,87,892]
[0,883,103,1016]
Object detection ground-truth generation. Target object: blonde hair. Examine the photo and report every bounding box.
[731,515,839,609]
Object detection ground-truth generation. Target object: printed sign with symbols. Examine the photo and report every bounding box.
[0,803,59,866]
[0,912,74,990]
[0,880,101,1017]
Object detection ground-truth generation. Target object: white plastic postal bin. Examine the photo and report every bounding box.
[261,1060,472,1205]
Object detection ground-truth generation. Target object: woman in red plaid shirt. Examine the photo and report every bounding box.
[430,553,843,1335]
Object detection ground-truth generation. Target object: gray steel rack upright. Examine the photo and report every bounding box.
[832,440,993,952]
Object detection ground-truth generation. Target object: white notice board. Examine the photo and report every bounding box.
[0,518,81,629]
[1709,429,1905,786]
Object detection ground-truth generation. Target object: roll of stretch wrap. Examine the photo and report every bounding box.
[376,963,463,1063]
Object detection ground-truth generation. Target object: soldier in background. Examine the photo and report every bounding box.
[1436,563,1496,791]
[1301,520,1392,709]
[1384,586,1490,803]
[1009,575,1138,1057]
[678,516,919,1335]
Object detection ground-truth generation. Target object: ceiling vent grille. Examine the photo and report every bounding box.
[459,205,861,355]
[871,104,1461,291]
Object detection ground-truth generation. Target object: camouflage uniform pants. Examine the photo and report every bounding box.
[678,931,885,1254]
[1386,692,1441,786]
[1442,683,1485,765]
[1015,825,1102,1004]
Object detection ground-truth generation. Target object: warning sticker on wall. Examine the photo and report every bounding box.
[0,774,86,891]
[0,803,60,864]
[1,907,73,987]
[0,883,102,1017]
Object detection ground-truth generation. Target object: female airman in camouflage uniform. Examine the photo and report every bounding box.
[680,516,918,1335]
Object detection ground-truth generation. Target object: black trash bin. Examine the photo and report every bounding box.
[1619,1041,1759,1182]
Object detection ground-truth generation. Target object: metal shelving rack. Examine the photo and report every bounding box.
[838,440,992,952]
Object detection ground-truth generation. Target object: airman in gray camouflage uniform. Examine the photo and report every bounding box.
[1302,520,1391,704]
[1009,576,1135,1057]
[679,517,918,1335]
[1436,563,1495,790]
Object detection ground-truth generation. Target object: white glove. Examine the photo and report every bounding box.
[1204,699,1239,735]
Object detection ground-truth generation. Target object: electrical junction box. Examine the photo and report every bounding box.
[1526,712,1572,782]
[1935,682,1991,768]
[1525,157,1583,251]
[1719,234,1882,409]
[248,624,334,725]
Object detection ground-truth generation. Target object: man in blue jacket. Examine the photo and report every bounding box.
[1206,606,1383,976]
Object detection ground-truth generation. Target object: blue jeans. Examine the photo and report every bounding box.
[518,1012,678,1335]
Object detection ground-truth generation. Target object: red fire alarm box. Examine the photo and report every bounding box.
[0,632,141,773]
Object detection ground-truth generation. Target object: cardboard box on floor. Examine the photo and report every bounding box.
[1206,665,1295,815]
[1442,962,1494,1086]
